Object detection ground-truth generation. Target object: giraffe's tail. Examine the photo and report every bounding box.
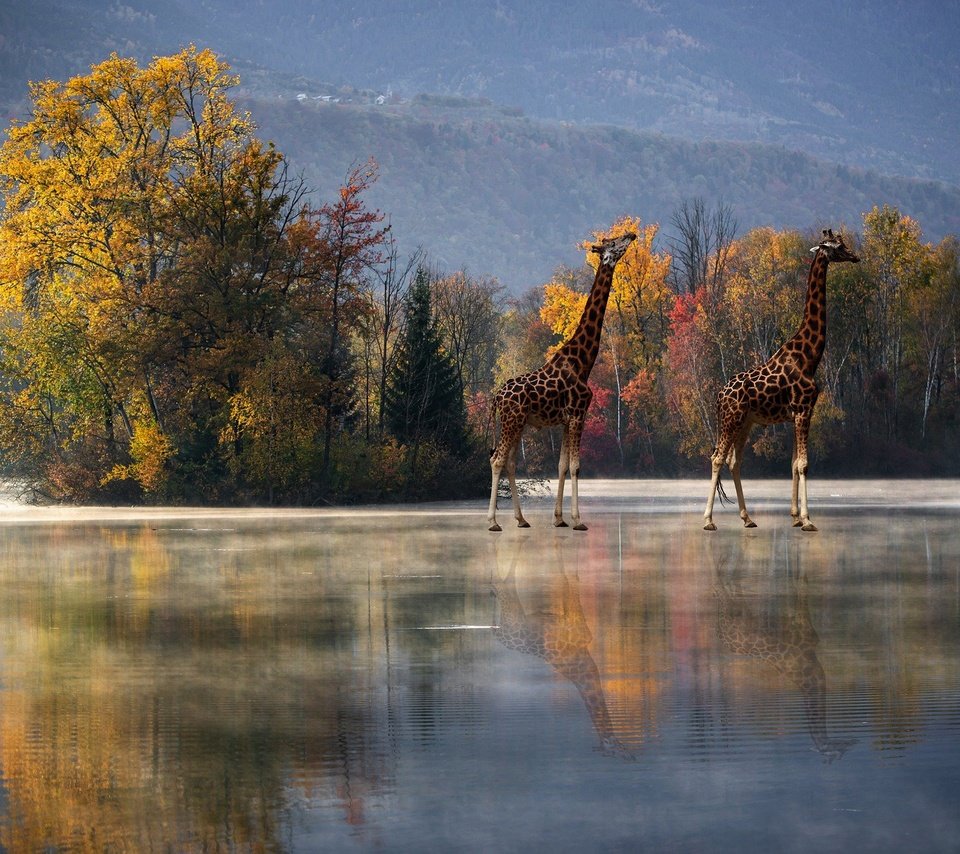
[487,395,499,456]
[716,477,731,506]
[710,444,731,505]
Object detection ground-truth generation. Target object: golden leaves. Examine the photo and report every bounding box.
[540,282,586,341]
[0,47,271,499]
[103,419,175,494]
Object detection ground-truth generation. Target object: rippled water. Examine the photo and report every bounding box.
[0,480,958,852]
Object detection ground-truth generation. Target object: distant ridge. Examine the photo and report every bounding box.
[245,95,960,290]
[2,0,958,184]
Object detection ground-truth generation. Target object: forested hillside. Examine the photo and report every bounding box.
[223,0,960,184]
[244,93,960,290]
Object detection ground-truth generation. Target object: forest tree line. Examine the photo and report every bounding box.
[0,49,957,505]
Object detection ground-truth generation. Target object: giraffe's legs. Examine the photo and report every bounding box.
[704,434,734,531]
[793,410,817,532]
[488,421,525,532]
[567,418,588,531]
[506,442,530,528]
[554,427,570,528]
[730,423,757,528]
[790,442,801,526]
[488,452,505,532]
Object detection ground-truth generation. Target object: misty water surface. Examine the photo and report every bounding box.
[0,480,958,851]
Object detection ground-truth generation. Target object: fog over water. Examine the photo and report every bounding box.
[0,479,958,851]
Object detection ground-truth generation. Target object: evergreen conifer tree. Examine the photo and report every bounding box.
[385,267,467,451]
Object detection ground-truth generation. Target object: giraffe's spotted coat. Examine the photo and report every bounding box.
[487,232,636,531]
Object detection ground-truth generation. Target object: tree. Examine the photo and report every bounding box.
[158,141,321,497]
[599,217,672,467]
[0,47,278,497]
[861,205,928,440]
[0,48,357,501]
[720,228,808,373]
[908,236,960,439]
[432,269,505,398]
[667,197,737,297]
[313,159,389,485]
[357,240,422,440]
[384,266,467,452]
[494,285,556,388]
[664,290,715,459]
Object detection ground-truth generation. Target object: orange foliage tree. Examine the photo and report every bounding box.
[539,216,673,472]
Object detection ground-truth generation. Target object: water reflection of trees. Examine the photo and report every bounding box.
[1,668,392,850]
[1,511,958,846]
[0,521,397,850]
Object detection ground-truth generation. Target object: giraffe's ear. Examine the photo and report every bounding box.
[589,243,602,254]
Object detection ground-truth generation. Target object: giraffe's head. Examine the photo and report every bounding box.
[590,232,637,267]
[810,228,860,263]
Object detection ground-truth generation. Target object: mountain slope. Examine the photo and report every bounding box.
[1,0,959,289]
[246,95,960,290]
[1,0,958,185]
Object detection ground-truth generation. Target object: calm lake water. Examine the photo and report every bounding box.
[0,480,958,852]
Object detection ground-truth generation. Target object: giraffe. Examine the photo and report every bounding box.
[713,554,856,762]
[491,540,633,758]
[487,232,636,532]
[703,228,859,532]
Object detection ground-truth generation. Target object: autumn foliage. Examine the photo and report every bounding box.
[0,49,484,503]
[1,50,959,504]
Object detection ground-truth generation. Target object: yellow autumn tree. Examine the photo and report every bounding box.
[0,47,340,501]
[911,237,960,438]
[539,216,672,470]
[0,47,249,495]
[540,217,672,362]
[600,217,672,468]
[858,206,935,441]
[720,227,808,372]
[539,279,587,345]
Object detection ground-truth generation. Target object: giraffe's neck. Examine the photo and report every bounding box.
[554,648,616,744]
[558,263,615,379]
[785,250,829,374]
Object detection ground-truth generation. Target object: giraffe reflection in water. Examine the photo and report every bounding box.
[491,538,634,759]
[713,546,857,762]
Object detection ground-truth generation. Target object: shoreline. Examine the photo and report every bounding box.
[1,477,958,522]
